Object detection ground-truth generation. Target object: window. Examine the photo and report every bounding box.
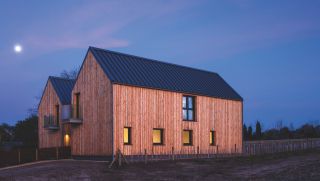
[183,130,193,145]
[153,129,164,145]
[210,130,216,145]
[124,127,131,145]
[182,96,195,121]
[55,105,59,125]
[75,93,80,118]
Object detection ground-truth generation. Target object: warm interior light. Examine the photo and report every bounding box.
[153,129,161,144]
[124,128,129,143]
[64,134,70,146]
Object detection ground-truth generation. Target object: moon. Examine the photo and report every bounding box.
[14,44,22,53]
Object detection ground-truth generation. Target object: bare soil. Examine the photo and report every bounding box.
[0,149,319,181]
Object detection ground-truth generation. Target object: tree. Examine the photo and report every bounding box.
[243,124,248,141]
[248,126,253,141]
[60,67,80,79]
[0,123,14,143]
[13,115,38,147]
[255,121,262,140]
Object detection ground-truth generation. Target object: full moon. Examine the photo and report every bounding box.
[14,44,22,53]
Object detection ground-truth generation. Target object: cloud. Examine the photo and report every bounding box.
[12,0,194,58]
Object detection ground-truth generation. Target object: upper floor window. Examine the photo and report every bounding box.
[55,105,60,125]
[182,96,195,121]
[74,93,80,119]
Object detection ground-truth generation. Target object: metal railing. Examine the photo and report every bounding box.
[43,115,59,129]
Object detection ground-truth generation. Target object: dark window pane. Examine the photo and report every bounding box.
[183,110,187,120]
[182,96,187,108]
[188,110,193,120]
[188,97,193,109]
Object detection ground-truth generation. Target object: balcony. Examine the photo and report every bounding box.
[62,105,83,124]
[44,115,59,130]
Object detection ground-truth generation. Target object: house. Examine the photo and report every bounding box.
[38,47,243,160]
[38,76,75,148]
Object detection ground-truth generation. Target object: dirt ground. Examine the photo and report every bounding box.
[0,149,319,181]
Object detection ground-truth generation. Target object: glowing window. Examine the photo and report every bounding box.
[183,130,192,145]
[210,130,216,145]
[124,127,131,145]
[153,129,164,145]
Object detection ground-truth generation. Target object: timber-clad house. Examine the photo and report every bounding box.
[38,47,243,160]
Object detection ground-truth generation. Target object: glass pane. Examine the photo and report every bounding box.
[188,97,193,109]
[210,131,212,144]
[212,131,215,145]
[183,131,190,144]
[182,97,187,108]
[188,110,193,120]
[153,129,162,144]
[124,128,129,143]
[183,110,187,120]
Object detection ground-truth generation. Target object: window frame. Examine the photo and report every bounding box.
[183,130,193,146]
[123,127,132,145]
[152,128,164,145]
[55,104,60,126]
[182,95,196,121]
[210,130,216,146]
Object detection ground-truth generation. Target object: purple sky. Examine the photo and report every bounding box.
[1,0,320,130]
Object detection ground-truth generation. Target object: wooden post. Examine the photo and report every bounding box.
[172,147,174,161]
[56,147,59,160]
[144,149,147,164]
[36,148,38,161]
[216,145,219,158]
[18,149,21,164]
[118,150,122,167]
[197,146,199,158]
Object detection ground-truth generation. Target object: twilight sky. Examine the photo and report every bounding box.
[0,0,319,129]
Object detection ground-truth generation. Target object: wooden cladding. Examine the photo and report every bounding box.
[71,51,113,156]
[38,81,63,148]
[113,84,243,156]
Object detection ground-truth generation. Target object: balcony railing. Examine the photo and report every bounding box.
[62,104,83,124]
[43,115,59,130]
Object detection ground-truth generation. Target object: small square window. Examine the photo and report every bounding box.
[210,130,216,146]
[153,129,164,145]
[183,130,193,145]
[124,127,131,145]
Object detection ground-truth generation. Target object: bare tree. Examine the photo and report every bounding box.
[60,67,80,79]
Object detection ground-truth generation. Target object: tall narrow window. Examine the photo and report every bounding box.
[210,130,216,146]
[182,96,195,121]
[124,127,131,145]
[55,105,59,126]
[75,93,80,118]
[183,130,193,145]
[153,129,164,145]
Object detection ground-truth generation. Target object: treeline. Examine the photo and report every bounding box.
[244,121,320,141]
[0,115,38,147]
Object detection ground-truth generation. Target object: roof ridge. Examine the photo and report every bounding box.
[89,46,219,76]
[49,76,75,81]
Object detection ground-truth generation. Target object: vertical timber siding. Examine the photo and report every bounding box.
[113,84,242,156]
[38,81,63,148]
[71,51,113,156]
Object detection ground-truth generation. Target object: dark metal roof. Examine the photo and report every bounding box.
[89,46,243,101]
[49,76,75,105]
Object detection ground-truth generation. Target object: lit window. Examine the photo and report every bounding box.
[182,96,195,121]
[124,127,131,145]
[153,129,164,145]
[210,130,216,145]
[183,130,193,145]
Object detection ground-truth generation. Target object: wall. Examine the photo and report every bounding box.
[38,81,63,148]
[71,51,113,156]
[113,84,243,155]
